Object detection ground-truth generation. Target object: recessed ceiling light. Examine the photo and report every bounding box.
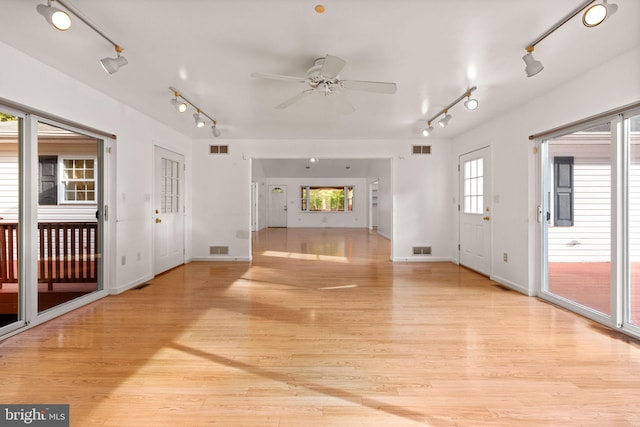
[315,5,325,13]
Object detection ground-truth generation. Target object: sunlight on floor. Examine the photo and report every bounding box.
[261,250,349,263]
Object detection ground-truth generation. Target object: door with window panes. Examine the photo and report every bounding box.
[153,146,185,274]
[459,147,492,276]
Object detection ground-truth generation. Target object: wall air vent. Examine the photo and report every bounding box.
[210,145,229,154]
[412,145,431,155]
[413,246,432,255]
[209,246,229,255]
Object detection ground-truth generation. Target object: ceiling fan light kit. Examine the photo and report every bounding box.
[169,87,221,137]
[523,0,618,77]
[36,0,127,74]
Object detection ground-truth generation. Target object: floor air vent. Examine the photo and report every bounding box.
[412,145,431,154]
[210,246,229,255]
[413,246,432,255]
[210,145,229,154]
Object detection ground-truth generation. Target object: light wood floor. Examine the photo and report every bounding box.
[1,228,640,426]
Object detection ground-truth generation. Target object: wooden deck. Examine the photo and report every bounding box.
[1,228,639,426]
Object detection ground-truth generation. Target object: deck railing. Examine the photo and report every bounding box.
[0,222,98,290]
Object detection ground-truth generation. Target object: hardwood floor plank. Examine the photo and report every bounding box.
[1,228,640,426]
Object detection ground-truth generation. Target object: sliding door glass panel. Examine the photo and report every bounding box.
[545,122,612,316]
[628,114,640,327]
[37,122,101,313]
[0,111,22,328]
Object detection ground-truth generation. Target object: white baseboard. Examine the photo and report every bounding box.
[110,274,154,295]
[190,256,252,262]
[490,274,534,296]
[391,256,455,263]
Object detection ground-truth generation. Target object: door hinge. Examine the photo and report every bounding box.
[106,146,112,154]
[458,243,460,251]
[104,205,108,221]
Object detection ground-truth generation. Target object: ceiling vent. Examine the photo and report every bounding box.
[210,145,229,154]
[412,145,431,154]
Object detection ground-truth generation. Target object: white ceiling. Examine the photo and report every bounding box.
[1,0,638,143]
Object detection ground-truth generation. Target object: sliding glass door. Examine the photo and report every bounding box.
[543,122,612,318]
[627,113,640,329]
[540,108,640,338]
[0,109,24,334]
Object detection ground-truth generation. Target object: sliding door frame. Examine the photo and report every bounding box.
[536,104,640,340]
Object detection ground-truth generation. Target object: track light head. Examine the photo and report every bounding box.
[212,123,221,138]
[583,1,618,27]
[421,125,434,137]
[170,95,187,113]
[438,113,451,128]
[36,1,71,31]
[100,47,128,74]
[523,49,544,77]
[193,112,205,128]
[464,97,479,111]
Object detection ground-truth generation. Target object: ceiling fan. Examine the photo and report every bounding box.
[251,55,397,114]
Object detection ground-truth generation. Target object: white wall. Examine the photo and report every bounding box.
[191,138,454,262]
[452,47,640,295]
[0,41,193,294]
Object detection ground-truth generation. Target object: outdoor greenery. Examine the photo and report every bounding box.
[301,186,353,212]
[0,112,17,122]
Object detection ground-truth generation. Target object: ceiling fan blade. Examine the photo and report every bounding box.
[275,89,315,109]
[341,80,397,94]
[320,55,347,79]
[328,92,355,115]
[251,72,307,83]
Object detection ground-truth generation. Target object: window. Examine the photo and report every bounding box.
[161,157,180,213]
[62,158,95,202]
[300,186,353,212]
[463,158,483,214]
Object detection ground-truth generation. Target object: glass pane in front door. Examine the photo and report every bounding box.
[0,111,22,329]
[545,122,612,316]
[37,122,101,313]
[628,114,640,327]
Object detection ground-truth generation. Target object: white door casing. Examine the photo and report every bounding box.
[459,147,492,276]
[153,146,185,274]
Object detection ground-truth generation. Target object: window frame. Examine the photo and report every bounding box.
[58,155,98,205]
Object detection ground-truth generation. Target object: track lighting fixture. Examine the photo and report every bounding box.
[169,87,222,137]
[100,46,128,75]
[193,111,206,128]
[421,124,434,137]
[36,1,71,31]
[36,0,127,74]
[211,123,221,138]
[438,112,452,128]
[583,1,617,27]
[170,92,188,113]
[523,0,618,77]
[523,47,544,77]
[420,86,477,136]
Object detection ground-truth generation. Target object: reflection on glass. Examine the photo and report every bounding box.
[37,122,100,313]
[628,115,640,327]
[0,112,21,328]
[546,122,611,315]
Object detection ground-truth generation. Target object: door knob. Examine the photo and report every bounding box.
[155,218,162,223]
[483,216,490,221]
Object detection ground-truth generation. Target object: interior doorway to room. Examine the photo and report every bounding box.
[153,146,185,275]
[268,185,287,227]
[459,146,492,276]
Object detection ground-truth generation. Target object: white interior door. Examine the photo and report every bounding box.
[459,147,492,275]
[153,146,185,274]
[268,185,287,227]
